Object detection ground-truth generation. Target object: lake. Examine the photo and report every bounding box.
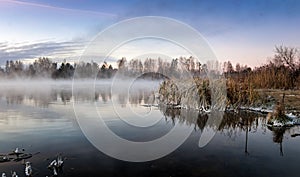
[1,80,300,177]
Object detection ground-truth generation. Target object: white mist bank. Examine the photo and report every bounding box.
[0,78,162,95]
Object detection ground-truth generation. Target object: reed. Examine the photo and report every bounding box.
[158,77,259,111]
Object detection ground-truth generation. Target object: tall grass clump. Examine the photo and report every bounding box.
[158,77,227,111]
[226,78,259,108]
[159,77,259,111]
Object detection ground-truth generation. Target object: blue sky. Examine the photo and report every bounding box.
[0,0,300,67]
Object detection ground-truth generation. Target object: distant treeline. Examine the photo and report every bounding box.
[224,46,300,89]
[0,58,118,79]
[0,56,213,79]
[0,45,299,89]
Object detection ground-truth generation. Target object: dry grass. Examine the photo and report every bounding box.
[159,77,300,114]
[257,89,300,113]
[226,78,259,107]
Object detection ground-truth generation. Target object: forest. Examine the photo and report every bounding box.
[0,45,299,90]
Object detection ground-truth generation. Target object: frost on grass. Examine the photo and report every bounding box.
[266,94,297,127]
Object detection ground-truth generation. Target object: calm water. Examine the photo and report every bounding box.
[1,80,300,177]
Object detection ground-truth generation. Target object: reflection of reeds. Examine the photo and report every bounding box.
[159,104,262,139]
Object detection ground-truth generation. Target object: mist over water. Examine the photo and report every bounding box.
[0,79,162,105]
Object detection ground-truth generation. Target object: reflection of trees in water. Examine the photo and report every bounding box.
[267,124,300,156]
[143,91,156,105]
[267,126,287,156]
[1,89,157,108]
[159,106,300,156]
[128,90,156,106]
[4,89,73,107]
[60,90,72,104]
[116,90,156,107]
[159,106,263,138]
[129,90,143,105]
[6,94,24,105]
[118,94,127,106]
[2,89,81,107]
[159,105,199,127]
[218,112,262,139]
[99,92,111,103]
[270,127,285,144]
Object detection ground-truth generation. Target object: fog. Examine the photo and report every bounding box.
[0,78,161,91]
[0,78,162,106]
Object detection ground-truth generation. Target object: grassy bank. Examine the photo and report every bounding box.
[257,89,300,114]
[158,78,300,115]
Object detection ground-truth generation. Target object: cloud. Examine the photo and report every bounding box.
[1,0,118,18]
[0,39,125,68]
[0,40,87,65]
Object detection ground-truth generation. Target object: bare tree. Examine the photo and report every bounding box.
[274,46,300,88]
[274,45,298,71]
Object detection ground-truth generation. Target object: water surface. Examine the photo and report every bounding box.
[1,80,300,177]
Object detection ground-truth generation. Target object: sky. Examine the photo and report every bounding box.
[0,0,300,68]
